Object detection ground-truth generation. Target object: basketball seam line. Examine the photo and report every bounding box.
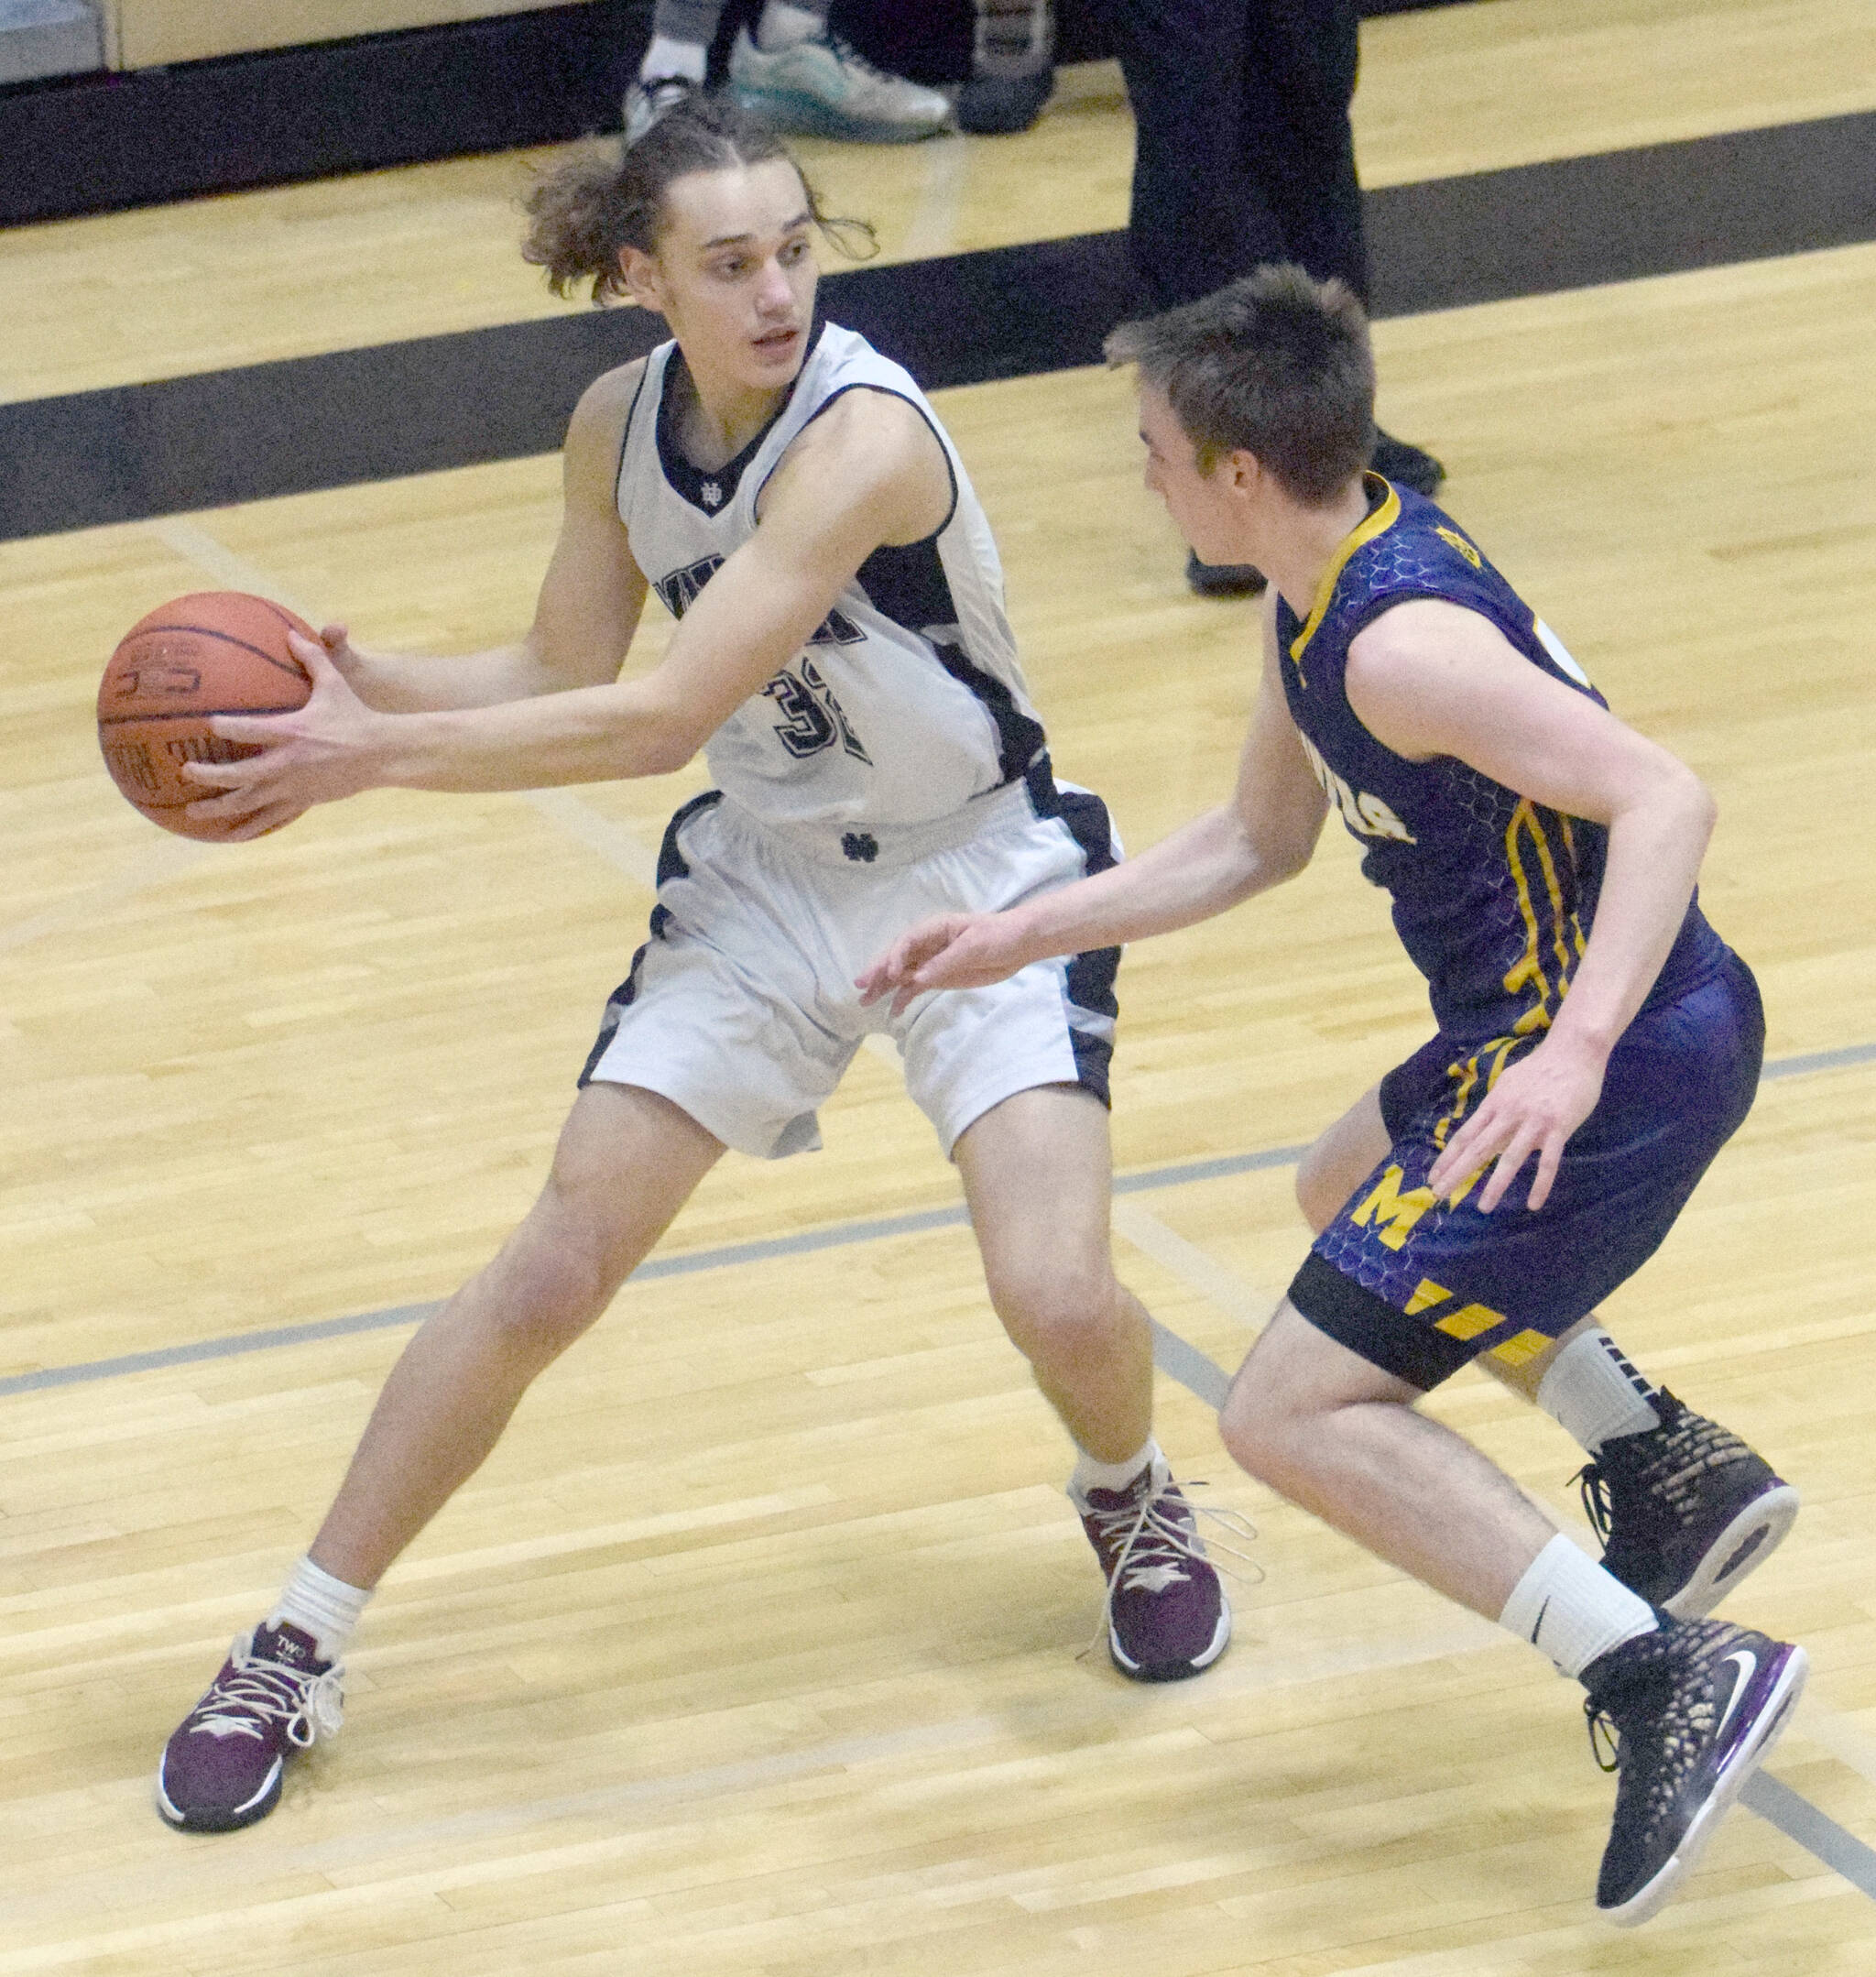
[115,619,309,681]
[99,705,308,725]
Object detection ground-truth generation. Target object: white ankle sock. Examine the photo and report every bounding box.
[267,1556,372,1666]
[1072,1437,1158,1497]
[758,2,825,50]
[639,34,707,83]
[1536,1327,1661,1454]
[1500,1532,1658,1677]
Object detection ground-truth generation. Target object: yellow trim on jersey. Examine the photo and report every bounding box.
[1489,1329,1554,1369]
[1503,802,1555,1034]
[1288,474,1402,668]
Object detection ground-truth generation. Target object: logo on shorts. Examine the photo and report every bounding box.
[840,831,879,863]
[1349,1164,1439,1251]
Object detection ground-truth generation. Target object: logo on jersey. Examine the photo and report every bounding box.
[654,555,725,620]
[700,480,724,509]
[1298,734,1417,844]
[654,553,866,649]
[1434,525,1482,569]
[763,656,872,764]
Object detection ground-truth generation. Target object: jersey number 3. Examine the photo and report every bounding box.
[763,658,872,764]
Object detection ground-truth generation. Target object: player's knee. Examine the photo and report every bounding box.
[1217,1366,1315,1491]
[1293,1148,1345,1236]
[485,1189,625,1359]
[984,1251,1118,1360]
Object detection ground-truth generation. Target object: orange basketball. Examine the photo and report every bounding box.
[97,592,315,838]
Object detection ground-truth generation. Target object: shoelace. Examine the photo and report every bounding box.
[1581,1623,1729,1811]
[1080,1480,1262,1661]
[1584,1696,1622,1774]
[1576,1461,1618,1545]
[188,1633,344,1748]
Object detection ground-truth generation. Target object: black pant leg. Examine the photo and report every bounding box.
[1094,0,1289,311]
[1237,0,1369,301]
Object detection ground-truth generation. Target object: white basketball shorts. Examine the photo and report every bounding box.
[579,776,1121,1159]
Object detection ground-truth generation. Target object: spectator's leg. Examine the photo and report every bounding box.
[1096,0,1282,311]
[1238,0,1368,301]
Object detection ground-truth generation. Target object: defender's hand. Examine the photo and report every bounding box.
[856,911,1033,1016]
[1425,1031,1608,1213]
[182,629,392,839]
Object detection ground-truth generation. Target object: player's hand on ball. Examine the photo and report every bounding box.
[856,911,1032,1016]
[1426,1030,1608,1214]
[183,628,388,838]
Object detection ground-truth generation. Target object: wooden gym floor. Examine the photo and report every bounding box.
[3,0,1875,1968]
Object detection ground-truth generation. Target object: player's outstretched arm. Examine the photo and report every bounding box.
[858,606,1331,1011]
[179,367,655,834]
[296,365,654,715]
[1346,599,1718,1213]
[180,382,940,834]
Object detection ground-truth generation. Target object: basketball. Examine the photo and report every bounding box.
[97,591,315,838]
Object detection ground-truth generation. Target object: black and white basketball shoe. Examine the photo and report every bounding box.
[1583,1616,1805,1925]
[1576,1390,1799,1618]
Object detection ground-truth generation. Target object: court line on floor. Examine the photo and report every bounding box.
[8,1032,1874,1404]
[1107,1200,1876,1895]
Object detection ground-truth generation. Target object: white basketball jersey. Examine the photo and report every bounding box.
[616,322,1047,831]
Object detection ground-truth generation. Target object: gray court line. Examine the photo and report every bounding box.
[1761,1040,1876,1080]
[1148,1319,1235,1409]
[1740,1772,1876,1896]
[6,1030,1871,1403]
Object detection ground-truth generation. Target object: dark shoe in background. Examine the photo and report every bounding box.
[1371,429,1445,496]
[1186,552,1267,598]
[958,0,1053,135]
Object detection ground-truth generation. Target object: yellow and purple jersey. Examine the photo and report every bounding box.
[1273,475,1727,1044]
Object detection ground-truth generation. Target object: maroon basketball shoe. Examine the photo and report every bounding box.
[156,1622,344,1832]
[1073,1454,1234,1681]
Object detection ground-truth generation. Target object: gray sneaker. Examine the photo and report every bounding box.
[727,27,949,143]
[625,72,700,145]
[1073,1454,1234,1682]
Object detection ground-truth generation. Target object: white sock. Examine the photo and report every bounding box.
[267,1555,372,1666]
[758,2,826,50]
[638,33,707,83]
[1536,1327,1662,1453]
[1071,1437,1158,1498]
[1500,1532,1658,1677]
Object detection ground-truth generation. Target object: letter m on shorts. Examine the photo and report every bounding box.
[1349,1164,1439,1251]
